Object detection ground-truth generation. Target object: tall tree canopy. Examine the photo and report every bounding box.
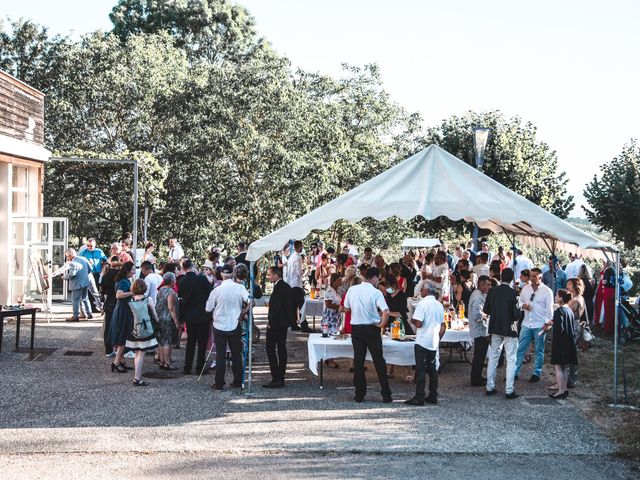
[0,3,576,259]
[584,140,640,249]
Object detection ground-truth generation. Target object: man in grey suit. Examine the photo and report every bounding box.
[63,248,93,322]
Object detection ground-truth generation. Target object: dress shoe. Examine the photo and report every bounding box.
[230,382,243,389]
[263,381,284,389]
[549,391,569,399]
[404,397,424,406]
[425,397,437,405]
[486,389,498,396]
[471,379,487,387]
[210,384,224,390]
[86,314,94,320]
[354,396,364,403]
[382,396,393,404]
[183,368,192,375]
[505,392,520,400]
[66,317,80,322]
[529,375,540,383]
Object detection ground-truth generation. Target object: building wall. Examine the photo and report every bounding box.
[0,71,47,305]
[0,72,45,146]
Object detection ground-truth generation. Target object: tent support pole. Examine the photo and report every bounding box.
[612,250,620,405]
[500,228,518,270]
[245,261,256,396]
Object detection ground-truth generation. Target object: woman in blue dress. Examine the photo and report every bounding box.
[126,279,159,386]
[109,261,136,373]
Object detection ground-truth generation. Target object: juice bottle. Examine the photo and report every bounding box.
[458,302,465,319]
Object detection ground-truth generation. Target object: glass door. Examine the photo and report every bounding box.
[9,217,68,305]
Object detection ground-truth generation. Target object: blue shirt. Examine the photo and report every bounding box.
[81,248,107,274]
[542,268,567,295]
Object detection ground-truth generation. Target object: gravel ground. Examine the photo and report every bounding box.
[0,304,636,479]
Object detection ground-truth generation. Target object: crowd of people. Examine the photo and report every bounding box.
[56,233,632,401]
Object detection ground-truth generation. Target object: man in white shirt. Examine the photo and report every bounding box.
[168,237,184,263]
[206,264,251,390]
[405,285,445,406]
[346,238,359,259]
[344,266,392,403]
[429,251,450,300]
[515,268,554,383]
[286,240,312,332]
[511,249,534,281]
[565,255,588,279]
[141,261,162,302]
[472,253,490,284]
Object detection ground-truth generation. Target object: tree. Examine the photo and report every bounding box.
[109,0,265,64]
[0,18,68,90]
[43,150,167,241]
[584,140,640,249]
[425,111,574,218]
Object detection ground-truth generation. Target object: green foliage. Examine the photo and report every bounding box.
[109,0,264,63]
[0,6,575,264]
[43,150,167,241]
[584,140,640,250]
[425,111,574,218]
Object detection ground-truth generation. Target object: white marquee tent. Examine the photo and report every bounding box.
[244,145,622,402]
[247,144,615,261]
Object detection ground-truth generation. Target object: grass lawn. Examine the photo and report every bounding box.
[570,329,640,465]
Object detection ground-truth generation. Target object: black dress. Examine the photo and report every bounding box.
[551,306,578,366]
[108,279,133,347]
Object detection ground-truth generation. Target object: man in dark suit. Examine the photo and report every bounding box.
[264,266,295,388]
[483,268,521,399]
[178,258,212,375]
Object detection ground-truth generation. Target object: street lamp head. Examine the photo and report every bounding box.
[473,127,491,168]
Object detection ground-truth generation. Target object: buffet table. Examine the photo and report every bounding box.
[308,327,473,387]
[299,298,324,330]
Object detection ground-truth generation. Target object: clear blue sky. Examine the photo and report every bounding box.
[3,0,639,217]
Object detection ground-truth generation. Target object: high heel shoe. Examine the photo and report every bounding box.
[118,362,133,371]
[111,362,127,373]
[549,391,569,399]
[133,378,149,387]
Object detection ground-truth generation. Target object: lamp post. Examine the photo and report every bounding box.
[472,127,491,251]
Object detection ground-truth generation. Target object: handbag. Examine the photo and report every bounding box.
[582,324,594,342]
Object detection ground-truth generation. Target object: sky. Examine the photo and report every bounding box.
[2,0,639,217]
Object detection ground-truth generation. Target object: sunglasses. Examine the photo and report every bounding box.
[530,293,536,302]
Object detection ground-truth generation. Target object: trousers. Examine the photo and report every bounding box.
[414,344,438,402]
[71,287,91,318]
[184,321,210,372]
[351,324,391,400]
[470,335,490,383]
[486,334,518,394]
[515,325,546,378]
[213,326,243,387]
[266,327,288,383]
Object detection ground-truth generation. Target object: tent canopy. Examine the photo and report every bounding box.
[401,238,441,250]
[247,145,616,261]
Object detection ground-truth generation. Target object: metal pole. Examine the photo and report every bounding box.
[612,251,620,405]
[132,160,139,265]
[143,204,148,243]
[246,260,256,395]
[472,165,484,251]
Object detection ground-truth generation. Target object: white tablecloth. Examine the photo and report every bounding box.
[307,333,416,375]
[300,298,324,319]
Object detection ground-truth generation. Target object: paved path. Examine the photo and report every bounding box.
[0,304,635,479]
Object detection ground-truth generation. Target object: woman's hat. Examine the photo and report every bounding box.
[202,260,215,271]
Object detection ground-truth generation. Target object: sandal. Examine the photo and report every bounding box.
[160,363,178,371]
[547,383,559,390]
[133,378,149,387]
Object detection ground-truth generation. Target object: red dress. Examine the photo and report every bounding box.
[340,292,351,334]
[594,277,616,334]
